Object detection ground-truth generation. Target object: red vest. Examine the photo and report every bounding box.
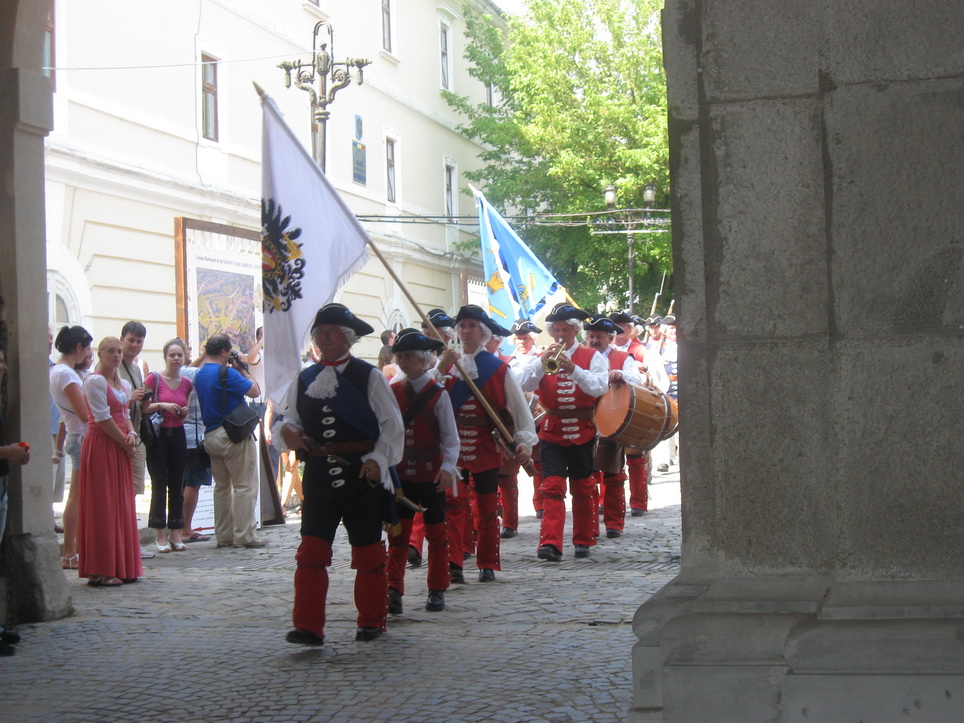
[537,346,598,446]
[391,379,444,483]
[445,363,510,473]
[627,339,646,363]
[607,348,629,372]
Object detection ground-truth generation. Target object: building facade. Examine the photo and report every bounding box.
[44,0,499,365]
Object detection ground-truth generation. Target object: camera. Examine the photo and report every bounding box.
[142,390,153,401]
[229,350,249,372]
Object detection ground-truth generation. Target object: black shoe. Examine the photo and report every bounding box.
[500,527,517,539]
[426,590,445,612]
[574,544,591,559]
[0,642,15,657]
[387,587,403,615]
[537,545,562,562]
[478,568,496,583]
[631,508,645,517]
[606,529,622,539]
[355,627,382,642]
[407,545,422,568]
[286,629,324,647]
[449,566,466,584]
[0,628,21,645]
[536,510,544,519]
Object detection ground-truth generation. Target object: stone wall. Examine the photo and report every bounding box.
[631,1,964,719]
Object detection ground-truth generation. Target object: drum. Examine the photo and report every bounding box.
[595,382,678,451]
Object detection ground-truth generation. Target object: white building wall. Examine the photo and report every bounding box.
[44,0,499,367]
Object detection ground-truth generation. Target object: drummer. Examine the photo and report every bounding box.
[585,316,643,538]
[611,312,669,517]
[519,302,608,561]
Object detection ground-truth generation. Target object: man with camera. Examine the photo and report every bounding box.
[194,333,265,549]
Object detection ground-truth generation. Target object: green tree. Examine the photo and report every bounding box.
[446,0,672,314]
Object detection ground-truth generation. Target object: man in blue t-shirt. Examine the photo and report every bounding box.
[194,333,264,548]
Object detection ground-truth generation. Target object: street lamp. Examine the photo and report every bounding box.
[279,22,371,172]
[590,183,671,314]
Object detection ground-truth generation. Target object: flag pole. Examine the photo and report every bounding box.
[363,237,521,454]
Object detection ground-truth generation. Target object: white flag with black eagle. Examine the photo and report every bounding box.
[260,91,369,406]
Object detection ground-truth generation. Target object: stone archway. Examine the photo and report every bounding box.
[630,1,964,720]
[0,0,72,623]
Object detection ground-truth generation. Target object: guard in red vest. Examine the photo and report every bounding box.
[437,305,537,583]
[279,304,404,646]
[519,303,608,561]
[385,329,459,614]
[586,316,643,537]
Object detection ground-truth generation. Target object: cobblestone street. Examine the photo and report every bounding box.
[3,471,680,722]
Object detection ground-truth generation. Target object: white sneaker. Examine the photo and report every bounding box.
[140,546,156,559]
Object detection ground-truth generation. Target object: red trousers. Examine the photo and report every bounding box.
[628,454,649,512]
[532,460,545,513]
[602,472,627,532]
[293,536,387,634]
[538,475,597,552]
[448,469,499,570]
[498,473,519,530]
[388,518,449,594]
[409,513,425,557]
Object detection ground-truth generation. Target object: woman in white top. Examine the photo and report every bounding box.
[49,325,94,570]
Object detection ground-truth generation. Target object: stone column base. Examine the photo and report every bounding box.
[630,575,964,721]
[1,532,73,623]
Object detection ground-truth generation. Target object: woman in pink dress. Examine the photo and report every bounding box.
[77,337,142,587]
[142,338,193,553]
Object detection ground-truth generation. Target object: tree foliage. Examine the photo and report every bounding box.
[446,0,673,313]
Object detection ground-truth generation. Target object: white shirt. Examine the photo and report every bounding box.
[275,359,404,492]
[50,364,87,434]
[404,372,460,476]
[508,347,539,377]
[83,374,132,424]
[443,348,539,451]
[518,342,609,398]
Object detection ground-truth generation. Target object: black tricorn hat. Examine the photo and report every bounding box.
[585,316,620,335]
[421,308,456,330]
[310,303,374,337]
[645,315,663,327]
[545,302,590,322]
[608,310,635,325]
[454,304,492,324]
[510,318,542,335]
[392,328,444,354]
[485,319,514,337]
[661,314,677,325]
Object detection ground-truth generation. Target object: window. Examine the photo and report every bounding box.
[201,54,219,142]
[444,163,456,221]
[386,138,397,203]
[439,22,452,90]
[43,0,55,88]
[485,82,494,107]
[381,0,392,53]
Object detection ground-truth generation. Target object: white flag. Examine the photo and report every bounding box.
[260,93,369,405]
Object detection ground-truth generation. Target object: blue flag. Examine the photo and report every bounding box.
[475,189,560,318]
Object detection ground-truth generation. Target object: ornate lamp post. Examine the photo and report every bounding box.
[278,22,371,172]
[593,183,671,313]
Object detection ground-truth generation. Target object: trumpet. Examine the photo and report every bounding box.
[543,339,567,375]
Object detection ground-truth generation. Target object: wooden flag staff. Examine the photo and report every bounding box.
[363,238,524,456]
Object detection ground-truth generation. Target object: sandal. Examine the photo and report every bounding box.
[171,541,187,552]
[61,555,79,570]
[156,543,172,554]
[87,576,123,587]
[183,532,211,543]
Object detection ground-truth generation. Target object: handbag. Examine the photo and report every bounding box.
[219,366,265,443]
[195,439,212,468]
[140,414,158,449]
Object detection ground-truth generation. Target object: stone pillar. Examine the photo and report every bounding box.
[632,2,964,719]
[0,2,73,622]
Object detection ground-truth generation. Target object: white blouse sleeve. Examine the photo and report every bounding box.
[83,375,111,422]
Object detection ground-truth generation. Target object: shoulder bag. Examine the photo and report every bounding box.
[219,366,264,443]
